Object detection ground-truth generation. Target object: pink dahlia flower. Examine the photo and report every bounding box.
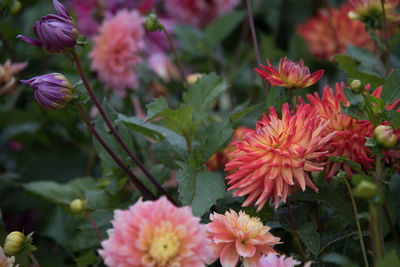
[258,253,301,267]
[207,210,281,267]
[225,104,335,210]
[298,4,373,60]
[99,197,211,267]
[165,0,240,28]
[89,10,145,97]
[0,246,18,267]
[303,84,374,179]
[255,57,324,90]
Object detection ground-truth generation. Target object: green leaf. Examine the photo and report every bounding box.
[183,73,227,123]
[191,171,226,217]
[322,252,358,267]
[230,102,264,122]
[85,189,126,210]
[75,251,100,267]
[329,155,366,175]
[377,250,400,267]
[383,110,400,129]
[298,221,320,255]
[381,70,400,105]
[176,162,196,205]
[173,24,205,55]
[204,10,246,49]
[346,45,382,76]
[335,54,385,88]
[159,105,197,138]
[145,97,169,121]
[199,120,233,162]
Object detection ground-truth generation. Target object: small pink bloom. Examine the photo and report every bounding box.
[0,246,18,267]
[99,197,211,267]
[207,210,281,267]
[257,253,301,267]
[255,57,324,90]
[89,10,145,97]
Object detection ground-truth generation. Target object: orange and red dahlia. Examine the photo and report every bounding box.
[207,210,281,267]
[349,0,400,23]
[225,103,335,210]
[304,83,374,178]
[298,4,373,60]
[255,57,323,90]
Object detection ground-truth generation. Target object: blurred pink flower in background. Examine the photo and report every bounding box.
[165,0,240,28]
[257,253,301,267]
[89,10,145,97]
[99,197,211,267]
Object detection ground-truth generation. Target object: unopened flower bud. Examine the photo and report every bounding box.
[4,231,25,256]
[374,125,397,148]
[70,199,85,213]
[17,0,78,54]
[350,79,362,92]
[21,73,73,110]
[9,0,21,15]
[146,12,162,32]
[353,180,378,200]
[186,73,202,84]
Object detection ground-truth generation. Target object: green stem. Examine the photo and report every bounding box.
[380,0,391,75]
[361,92,377,126]
[372,153,385,260]
[85,210,104,241]
[28,251,41,267]
[370,203,384,263]
[287,200,306,262]
[291,91,297,110]
[343,178,369,267]
[160,25,188,88]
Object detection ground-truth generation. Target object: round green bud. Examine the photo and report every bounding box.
[353,180,378,200]
[4,231,25,256]
[350,79,362,93]
[70,199,85,213]
[9,1,21,15]
[146,13,161,32]
[374,125,397,148]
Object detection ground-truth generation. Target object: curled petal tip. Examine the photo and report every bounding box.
[17,35,42,47]
[52,0,70,19]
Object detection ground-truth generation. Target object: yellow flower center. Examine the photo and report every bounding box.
[149,232,180,265]
[238,211,265,238]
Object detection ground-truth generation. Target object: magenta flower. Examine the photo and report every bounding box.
[17,0,78,54]
[21,73,73,110]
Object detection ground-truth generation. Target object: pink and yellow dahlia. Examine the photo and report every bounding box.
[99,197,211,267]
[255,57,324,90]
[89,10,145,97]
[303,83,374,179]
[0,246,18,267]
[207,210,281,267]
[257,253,302,267]
[0,59,27,96]
[298,4,372,60]
[225,104,335,210]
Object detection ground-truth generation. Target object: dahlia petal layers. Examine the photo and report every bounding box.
[0,246,18,267]
[255,57,324,90]
[225,103,335,210]
[207,210,281,267]
[99,197,211,267]
[257,253,301,267]
[298,4,372,60]
[303,83,374,179]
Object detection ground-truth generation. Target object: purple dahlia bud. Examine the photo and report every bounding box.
[17,0,78,54]
[21,73,73,110]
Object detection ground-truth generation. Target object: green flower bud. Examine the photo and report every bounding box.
[9,0,21,15]
[146,12,162,32]
[70,199,85,213]
[350,79,362,93]
[353,180,378,200]
[4,231,25,256]
[374,125,397,148]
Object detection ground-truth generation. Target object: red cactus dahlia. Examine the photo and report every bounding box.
[255,57,323,90]
[225,104,335,210]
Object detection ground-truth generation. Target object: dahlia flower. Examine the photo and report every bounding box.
[349,0,400,24]
[0,59,27,96]
[257,253,302,267]
[303,83,374,179]
[0,246,18,267]
[164,0,240,28]
[89,10,145,97]
[225,104,335,210]
[99,197,211,267]
[207,210,281,267]
[255,57,324,90]
[298,4,372,60]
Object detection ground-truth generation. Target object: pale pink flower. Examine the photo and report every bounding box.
[0,246,18,267]
[89,10,145,97]
[99,197,211,267]
[207,210,281,267]
[257,253,304,267]
[165,0,240,28]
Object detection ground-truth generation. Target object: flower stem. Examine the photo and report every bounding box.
[85,210,104,241]
[246,0,269,99]
[291,91,297,110]
[380,0,391,75]
[160,25,188,88]
[77,104,156,200]
[72,50,176,204]
[343,178,369,267]
[28,251,41,267]
[287,199,306,263]
[383,202,400,243]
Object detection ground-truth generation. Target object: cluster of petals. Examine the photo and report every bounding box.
[302,83,374,179]
[206,127,248,172]
[164,0,240,28]
[225,103,335,210]
[255,57,324,90]
[89,10,145,97]
[349,0,400,23]
[99,196,211,267]
[207,210,280,267]
[0,59,27,96]
[257,253,310,267]
[298,4,373,60]
[0,246,18,267]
